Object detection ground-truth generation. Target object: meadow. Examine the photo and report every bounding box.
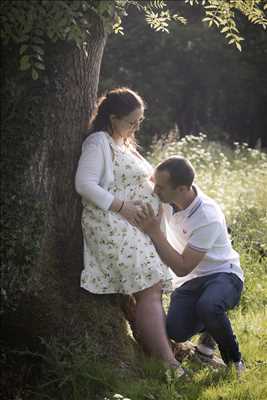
[6,135,267,400]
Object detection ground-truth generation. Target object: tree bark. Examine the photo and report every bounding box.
[1,17,134,364]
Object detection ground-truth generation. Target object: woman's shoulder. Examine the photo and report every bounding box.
[82,131,109,148]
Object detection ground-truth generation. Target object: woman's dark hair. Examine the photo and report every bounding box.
[89,87,144,134]
[156,156,195,188]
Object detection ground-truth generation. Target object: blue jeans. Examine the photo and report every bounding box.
[166,272,243,363]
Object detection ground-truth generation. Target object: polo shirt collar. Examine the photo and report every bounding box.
[171,185,202,217]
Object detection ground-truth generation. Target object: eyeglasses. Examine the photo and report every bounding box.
[126,116,145,127]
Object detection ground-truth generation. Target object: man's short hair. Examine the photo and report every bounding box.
[156,156,195,188]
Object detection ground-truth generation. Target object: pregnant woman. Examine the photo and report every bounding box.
[75,87,183,375]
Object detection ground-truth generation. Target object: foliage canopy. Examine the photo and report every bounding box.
[1,0,266,80]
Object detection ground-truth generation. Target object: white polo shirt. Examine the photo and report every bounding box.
[163,186,244,288]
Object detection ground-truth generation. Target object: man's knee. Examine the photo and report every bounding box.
[196,298,223,321]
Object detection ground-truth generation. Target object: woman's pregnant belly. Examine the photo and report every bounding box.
[128,180,160,213]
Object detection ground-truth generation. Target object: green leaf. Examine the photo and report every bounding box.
[32,53,44,61]
[32,68,39,80]
[20,55,31,71]
[19,44,28,55]
[204,4,217,9]
[236,42,242,51]
[32,36,45,45]
[18,35,30,42]
[34,29,43,36]
[31,45,45,55]
[34,62,45,70]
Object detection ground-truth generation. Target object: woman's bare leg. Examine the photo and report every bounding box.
[133,281,179,367]
[120,295,144,347]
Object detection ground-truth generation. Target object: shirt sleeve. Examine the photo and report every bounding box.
[188,221,221,252]
[75,140,114,210]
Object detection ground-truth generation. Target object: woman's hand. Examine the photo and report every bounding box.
[119,200,144,226]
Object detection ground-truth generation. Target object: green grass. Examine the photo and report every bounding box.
[6,135,267,400]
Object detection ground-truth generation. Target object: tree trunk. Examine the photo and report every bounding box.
[1,17,134,365]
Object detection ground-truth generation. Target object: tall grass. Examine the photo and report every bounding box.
[7,135,267,400]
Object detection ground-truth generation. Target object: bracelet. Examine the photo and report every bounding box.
[117,200,124,213]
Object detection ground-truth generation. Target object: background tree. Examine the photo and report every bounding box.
[1,0,266,395]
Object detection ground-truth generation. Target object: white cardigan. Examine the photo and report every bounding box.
[75,131,115,210]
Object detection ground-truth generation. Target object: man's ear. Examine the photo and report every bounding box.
[177,185,187,193]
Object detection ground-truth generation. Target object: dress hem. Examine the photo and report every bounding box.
[80,277,173,295]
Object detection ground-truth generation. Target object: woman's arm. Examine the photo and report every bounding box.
[75,140,144,221]
[75,141,114,210]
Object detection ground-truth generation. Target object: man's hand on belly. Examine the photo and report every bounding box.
[135,203,163,235]
[119,200,146,227]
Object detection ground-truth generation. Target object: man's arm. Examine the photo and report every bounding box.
[149,228,205,277]
[136,204,206,277]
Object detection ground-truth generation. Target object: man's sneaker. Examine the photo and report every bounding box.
[194,333,225,368]
[196,332,217,357]
[234,360,246,379]
[194,347,226,368]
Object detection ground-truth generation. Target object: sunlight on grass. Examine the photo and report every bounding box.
[233,309,267,365]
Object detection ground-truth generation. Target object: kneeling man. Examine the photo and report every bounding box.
[136,156,244,377]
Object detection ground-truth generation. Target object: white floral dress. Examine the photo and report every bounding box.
[80,137,173,294]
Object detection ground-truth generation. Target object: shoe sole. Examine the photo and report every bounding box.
[193,349,226,368]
